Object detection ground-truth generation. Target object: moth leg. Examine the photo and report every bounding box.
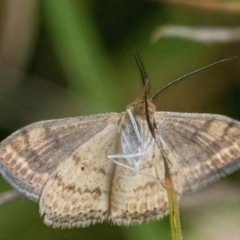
[107,152,144,159]
[126,107,141,143]
[107,151,147,170]
[108,127,147,160]
[107,155,166,187]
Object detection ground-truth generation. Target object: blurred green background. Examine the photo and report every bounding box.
[0,0,240,239]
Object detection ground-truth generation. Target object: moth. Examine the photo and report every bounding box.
[0,55,239,228]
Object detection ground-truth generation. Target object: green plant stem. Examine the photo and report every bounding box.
[166,183,183,240]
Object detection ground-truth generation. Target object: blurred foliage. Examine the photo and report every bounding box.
[0,0,240,239]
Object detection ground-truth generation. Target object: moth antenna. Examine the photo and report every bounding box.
[134,49,149,88]
[128,51,153,138]
[151,56,237,100]
[133,50,156,138]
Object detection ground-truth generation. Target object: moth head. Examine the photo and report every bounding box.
[128,98,156,116]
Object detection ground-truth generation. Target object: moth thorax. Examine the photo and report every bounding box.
[131,100,156,116]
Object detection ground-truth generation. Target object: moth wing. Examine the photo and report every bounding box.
[0,113,120,201]
[39,123,119,228]
[154,111,240,192]
[109,149,170,226]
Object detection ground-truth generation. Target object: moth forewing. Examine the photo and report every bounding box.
[0,114,121,201]
[154,111,240,193]
[39,123,119,228]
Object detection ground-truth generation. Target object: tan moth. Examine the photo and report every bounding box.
[0,56,239,228]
